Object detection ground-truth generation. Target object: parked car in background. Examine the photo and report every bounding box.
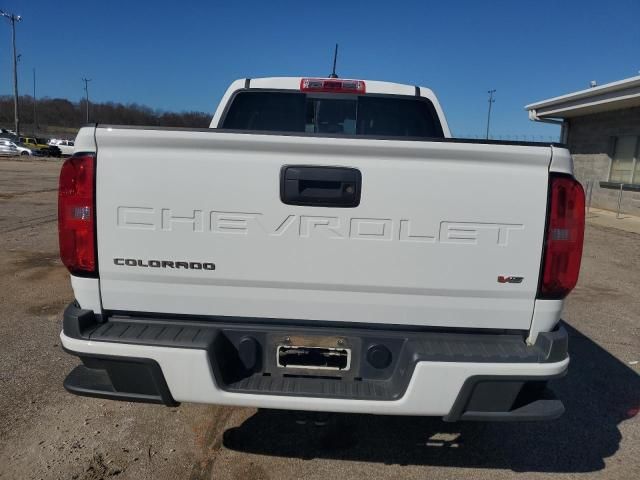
[49,139,75,156]
[11,141,34,156]
[20,137,47,150]
[19,137,61,157]
[20,136,37,147]
[37,137,53,149]
[43,145,62,158]
[0,139,18,156]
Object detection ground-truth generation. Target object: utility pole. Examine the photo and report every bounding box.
[1,10,23,136]
[485,89,496,140]
[82,78,92,123]
[33,68,37,135]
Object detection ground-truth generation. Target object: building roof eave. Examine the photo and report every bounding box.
[525,75,640,121]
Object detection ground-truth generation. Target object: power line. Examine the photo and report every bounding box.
[1,10,23,136]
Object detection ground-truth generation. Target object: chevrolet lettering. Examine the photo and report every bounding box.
[116,207,525,246]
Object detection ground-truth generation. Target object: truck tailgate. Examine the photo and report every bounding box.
[95,127,551,330]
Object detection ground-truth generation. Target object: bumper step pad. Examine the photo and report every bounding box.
[63,353,178,406]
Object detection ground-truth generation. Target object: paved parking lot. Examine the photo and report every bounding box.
[0,157,638,480]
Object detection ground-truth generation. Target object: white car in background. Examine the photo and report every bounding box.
[49,139,75,156]
[0,139,18,156]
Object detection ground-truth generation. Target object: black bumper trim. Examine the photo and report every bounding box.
[63,349,178,407]
[444,371,567,422]
[460,399,565,421]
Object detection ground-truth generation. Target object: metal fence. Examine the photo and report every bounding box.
[584,179,627,219]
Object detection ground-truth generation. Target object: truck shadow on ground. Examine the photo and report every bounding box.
[222,323,639,473]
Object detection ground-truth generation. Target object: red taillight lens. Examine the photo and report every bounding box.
[538,174,585,299]
[58,154,97,276]
[300,78,366,94]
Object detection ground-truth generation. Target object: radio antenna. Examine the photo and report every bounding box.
[329,43,339,78]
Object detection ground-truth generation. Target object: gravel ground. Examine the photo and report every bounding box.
[0,157,638,480]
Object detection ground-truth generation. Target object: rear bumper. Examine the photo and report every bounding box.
[61,303,569,420]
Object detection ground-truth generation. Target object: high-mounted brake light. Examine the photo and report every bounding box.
[58,153,97,277]
[538,174,585,299]
[300,78,366,94]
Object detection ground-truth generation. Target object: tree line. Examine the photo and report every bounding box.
[0,95,211,132]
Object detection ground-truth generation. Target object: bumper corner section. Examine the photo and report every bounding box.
[63,351,179,407]
[458,398,565,422]
[443,373,566,422]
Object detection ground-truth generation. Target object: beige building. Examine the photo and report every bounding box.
[526,76,640,215]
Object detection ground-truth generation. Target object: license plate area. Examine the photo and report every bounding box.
[277,345,351,371]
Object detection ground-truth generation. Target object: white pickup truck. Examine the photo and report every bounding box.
[59,76,585,421]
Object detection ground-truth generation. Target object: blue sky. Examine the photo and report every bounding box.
[1,0,639,139]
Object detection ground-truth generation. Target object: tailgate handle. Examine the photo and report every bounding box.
[280,166,361,207]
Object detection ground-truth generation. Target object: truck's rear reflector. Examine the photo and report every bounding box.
[58,154,97,277]
[300,78,366,94]
[538,174,585,299]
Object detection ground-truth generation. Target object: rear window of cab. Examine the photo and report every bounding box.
[220,91,444,139]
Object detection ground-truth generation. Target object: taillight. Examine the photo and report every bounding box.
[58,153,97,277]
[538,174,585,299]
[300,78,366,94]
